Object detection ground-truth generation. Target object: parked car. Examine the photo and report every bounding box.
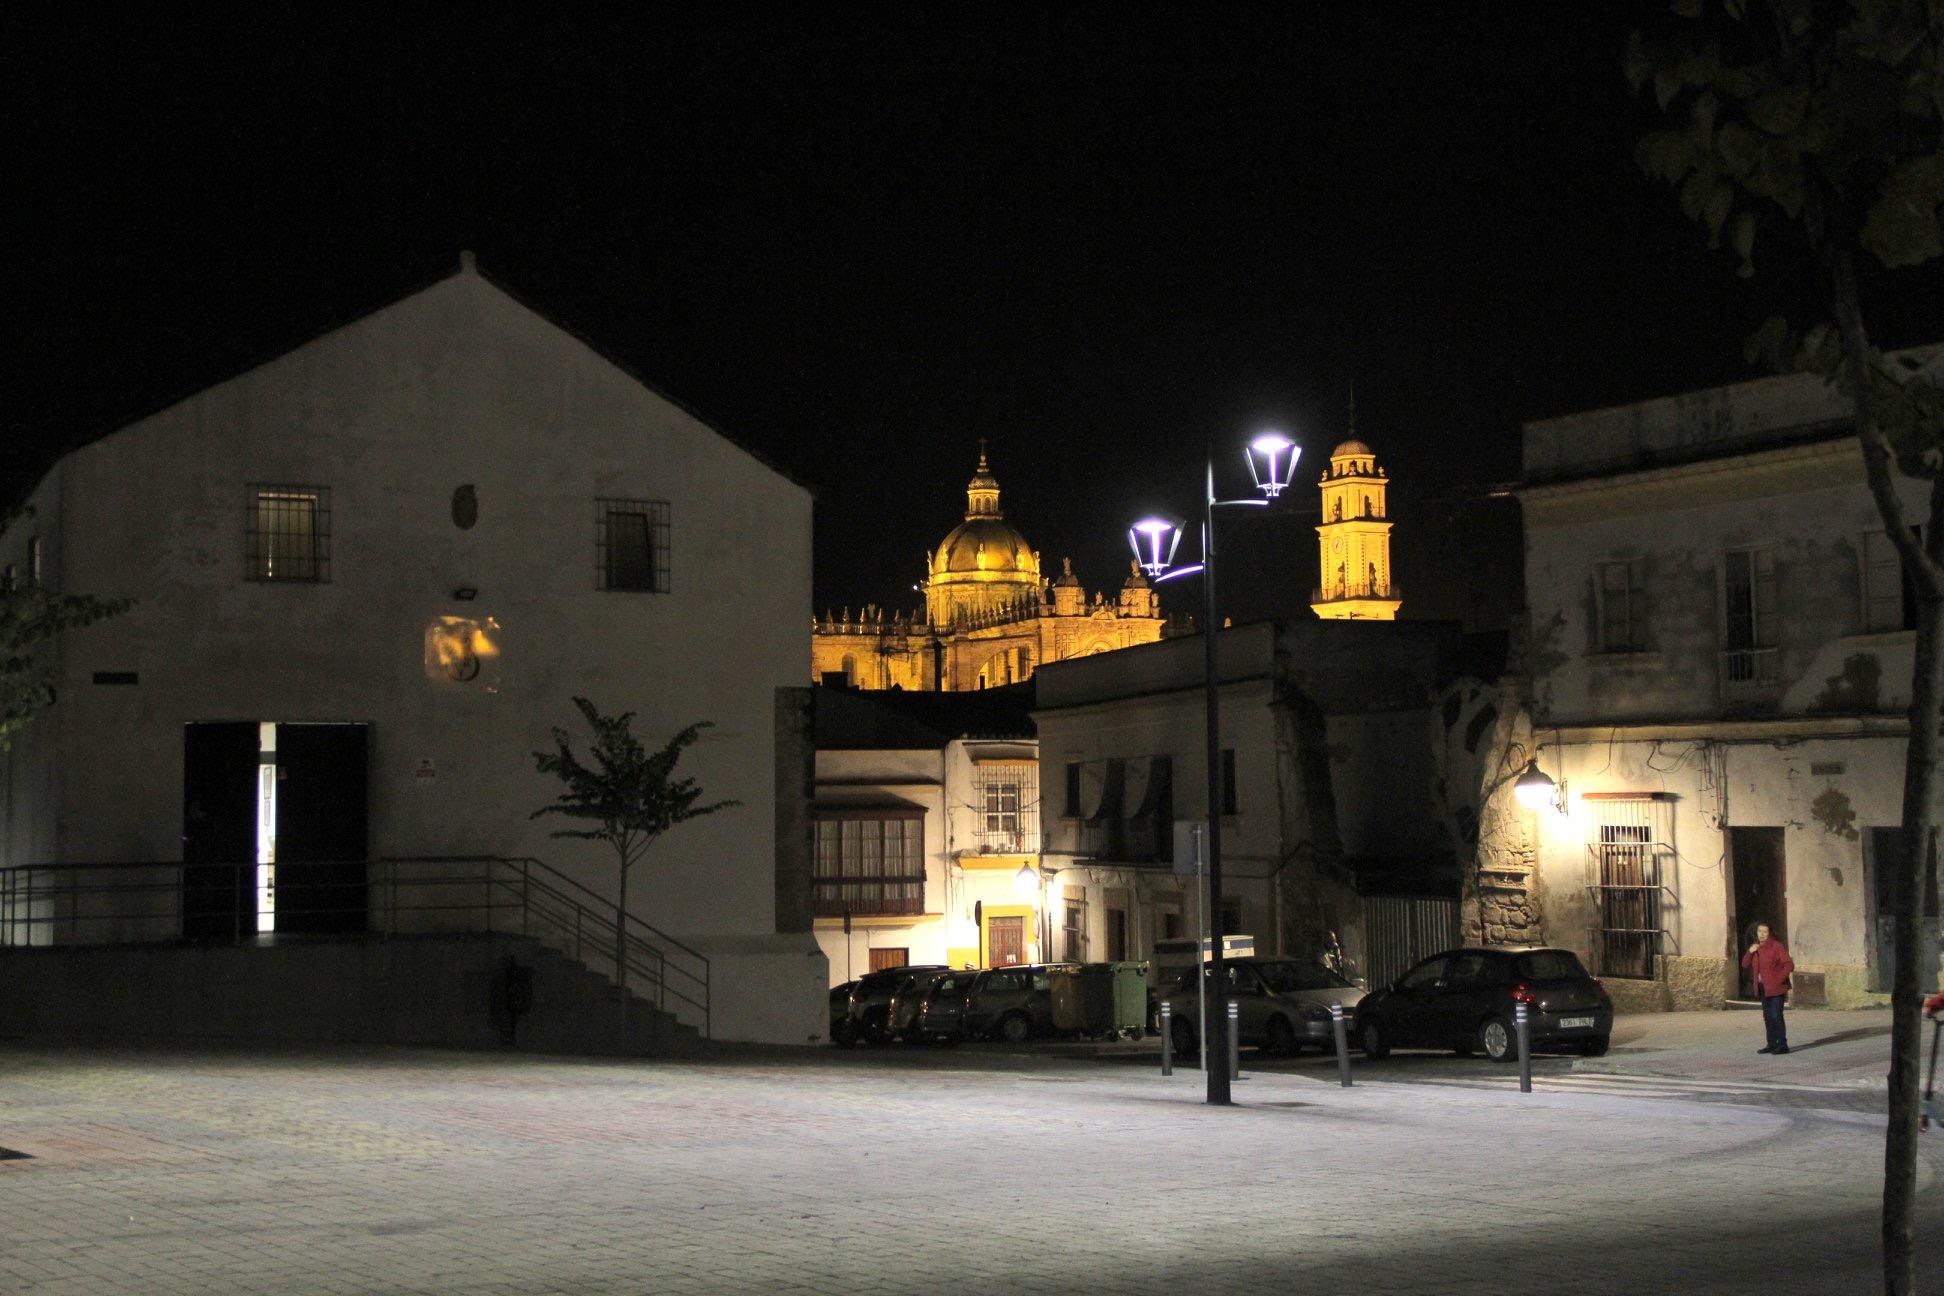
[829,981,859,1046]
[961,963,1076,1043]
[910,969,981,1043]
[845,965,949,1044]
[1159,956,1365,1057]
[888,968,961,1040]
[1354,947,1613,1061]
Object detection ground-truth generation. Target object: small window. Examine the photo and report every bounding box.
[1220,748,1237,816]
[247,486,329,582]
[597,498,670,593]
[1595,559,1648,653]
[1861,529,1921,634]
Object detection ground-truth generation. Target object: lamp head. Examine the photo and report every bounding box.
[1128,515,1185,577]
[1513,758,1558,813]
[1246,432,1300,498]
[1015,862,1039,899]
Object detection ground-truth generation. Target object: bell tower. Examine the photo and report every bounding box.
[1311,398,1401,620]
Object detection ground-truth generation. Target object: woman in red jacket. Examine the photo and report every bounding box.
[1742,923,1795,1055]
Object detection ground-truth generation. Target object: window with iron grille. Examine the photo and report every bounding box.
[596,498,670,592]
[812,815,925,917]
[1594,559,1648,653]
[1588,797,1669,980]
[973,765,1038,852]
[247,486,330,582]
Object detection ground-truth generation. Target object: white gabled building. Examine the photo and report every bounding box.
[1515,346,1944,1010]
[0,255,825,1044]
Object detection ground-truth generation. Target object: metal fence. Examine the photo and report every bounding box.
[0,855,711,1037]
[1361,894,1460,990]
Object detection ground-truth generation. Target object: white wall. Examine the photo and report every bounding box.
[0,267,820,1040]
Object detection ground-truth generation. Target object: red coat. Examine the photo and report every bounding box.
[1741,939,1794,998]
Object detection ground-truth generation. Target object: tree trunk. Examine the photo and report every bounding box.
[1828,249,1939,1296]
[1884,595,1942,1296]
[616,858,630,992]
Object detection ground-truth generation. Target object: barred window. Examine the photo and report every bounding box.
[812,814,924,917]
[973,764,1038,852]
[247,486,330,582]
[597,498,670,592]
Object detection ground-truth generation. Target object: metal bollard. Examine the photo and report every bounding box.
[1331,1003,1352,1087]
[1228,999,1243,1082]
[1160,1001,1173,1076]
[1515,1002,1532,1093]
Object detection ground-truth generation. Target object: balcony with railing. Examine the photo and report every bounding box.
[810,874,927,919]
[1719,646,1780,699]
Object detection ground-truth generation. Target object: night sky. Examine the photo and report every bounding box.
[9,7,1943,631]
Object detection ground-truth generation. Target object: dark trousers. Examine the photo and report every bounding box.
[1762,993,1789,1050]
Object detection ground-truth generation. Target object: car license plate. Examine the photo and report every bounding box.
[1560,1016,1594,1029]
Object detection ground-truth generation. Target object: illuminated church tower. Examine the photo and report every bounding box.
[1310,401,1401,620]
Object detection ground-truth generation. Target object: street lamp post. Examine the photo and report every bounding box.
[1130,431,1298,1107]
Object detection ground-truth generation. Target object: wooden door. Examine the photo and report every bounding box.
[988,916,1025,967]
[868,947,908,973]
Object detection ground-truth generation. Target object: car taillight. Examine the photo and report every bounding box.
[1594,978,1610,1000]
[1511,983,1537,1006]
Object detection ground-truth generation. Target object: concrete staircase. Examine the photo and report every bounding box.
[0,932,699,1057]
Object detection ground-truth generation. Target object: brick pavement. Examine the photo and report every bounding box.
[0,1042,1940,1295]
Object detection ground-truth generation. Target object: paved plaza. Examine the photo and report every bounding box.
[1,1015,1941,1295]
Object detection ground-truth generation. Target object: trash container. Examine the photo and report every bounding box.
[1050,966,1086,1033]
[1109,961,1149,1036]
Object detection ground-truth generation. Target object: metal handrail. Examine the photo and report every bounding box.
[0,854,711,1038]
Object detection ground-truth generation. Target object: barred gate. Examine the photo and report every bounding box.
[1362,895,1460,990]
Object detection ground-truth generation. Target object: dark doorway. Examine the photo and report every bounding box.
[1728,827,1787,999]
[274,724,369,935]
[182,722,259,942]
[1106,907,1128,962]
[1868,828,1942,994]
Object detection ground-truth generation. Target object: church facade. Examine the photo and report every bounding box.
[812,450,1167,690]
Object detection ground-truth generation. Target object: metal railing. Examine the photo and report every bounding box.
[1720,646,1780,692]
[0,855,710,1038]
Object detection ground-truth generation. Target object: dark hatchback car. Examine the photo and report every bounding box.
[843,965,948,1044]
[1354,947,1612,1061]
[961,963,1075,1043]
[910,969,981,1042]
[829,981,859,1045]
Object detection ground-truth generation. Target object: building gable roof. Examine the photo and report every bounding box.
[8,252,812,510]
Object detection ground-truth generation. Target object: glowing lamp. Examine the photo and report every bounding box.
[1246,432,1300,498]
[1513,759,1558,813]
[1128,516,1185,577]
[1015,862,1039,899]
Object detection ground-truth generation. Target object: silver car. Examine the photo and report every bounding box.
[1160,956,1365,1057]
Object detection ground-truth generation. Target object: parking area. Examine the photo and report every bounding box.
[1,1024,1937,1295]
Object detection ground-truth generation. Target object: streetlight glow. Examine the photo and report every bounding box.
[1128,516,1185,577]
[1246,432,1299,498]
[1513,759,1558,813]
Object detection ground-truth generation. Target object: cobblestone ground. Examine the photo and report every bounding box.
[1,1041,1940,1295]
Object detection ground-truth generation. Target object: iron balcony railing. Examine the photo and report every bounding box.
[0,855,711,1037]
[1720,646,1780,693]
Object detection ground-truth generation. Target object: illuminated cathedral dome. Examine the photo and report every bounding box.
[925,448,1042,624]
[1331,439,1372,458]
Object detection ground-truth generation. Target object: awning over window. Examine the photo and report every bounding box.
[811,794,927,820]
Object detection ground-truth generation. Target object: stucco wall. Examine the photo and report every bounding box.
[0,268,817,1040]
